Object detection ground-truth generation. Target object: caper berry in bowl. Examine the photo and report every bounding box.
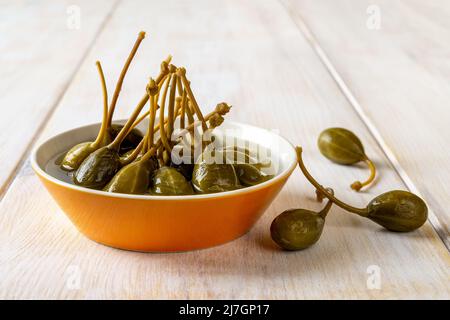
[31,31,296,251]
[32,119,297,252]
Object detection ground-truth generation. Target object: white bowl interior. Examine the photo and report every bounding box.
[32,120,297,199]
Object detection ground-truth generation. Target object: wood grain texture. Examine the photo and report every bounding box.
[0,0,449,299]
[0,0,116,195]
[281,0,450,247]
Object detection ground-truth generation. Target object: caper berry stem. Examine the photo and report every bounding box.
[127,108,183,166]
[107,31,146,129]
[147,78,159,149]
[318,198,333,219]
[152,107,182,135]
[139,106,227,163]
[180,93,196,158]
[141,140,162,162]
[116,56,171,134]
[181,95,198,154]
[295,147,368,217]
[162,150,170,164]
[177,74,201,148]
[120,132,148,166]
[351,157,376,191]
[180,90,187,129]
[140,107,182,163]
[107,91,148,151]
[184,98,195,124]
[142,134,149,154]
[155,55,172,84]
[157,145,165,166]
[175,104,229,141]
[159,73,173,153]
[91,61,109,148]
[126,110,149,134]
[175,71,184,97]
[177,68,208,131]
[318,188,334,219]
[167,73,178,141]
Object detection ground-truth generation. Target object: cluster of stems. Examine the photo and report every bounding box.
[111,58,230,167]
[89,31,231,170]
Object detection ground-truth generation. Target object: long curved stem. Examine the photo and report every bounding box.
[177,68,207,131]
[318,188,334,219]
[167,74,177,141]
[124,110,149,135]
[180,90,186,129]
[142,135,149,154]
[184,98,196,124]
[174,68,183,97]
[92,61,109,148]
[107,31,146,128]
[110,55,170,135]
[157,146,165,166]
[155,55,172,84]
[140,100,184,164]
[185,99,200,155]
[152,108,181,134]
[122,94,178,165]
[147,79,159,149]
[127,106,183,165]
[159,74,173,153]
[351,157,376,191]
[120,132,147,166]
[119,56,170,125]
[141,140,162,162]
[318,199,333,219]
[295,146,368,217]
[108,93,147,151]
[177,77,195,142]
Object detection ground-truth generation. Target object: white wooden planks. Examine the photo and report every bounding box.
[0,0,116,195]
[0,0,448,299]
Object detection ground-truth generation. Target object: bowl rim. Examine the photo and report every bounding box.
[30,120,297,201]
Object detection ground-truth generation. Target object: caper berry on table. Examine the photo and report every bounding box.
[318,127,376,192]
[296,146,427,232]
[271,190,333,251]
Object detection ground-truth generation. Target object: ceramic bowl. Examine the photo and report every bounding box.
[31,120,297,252]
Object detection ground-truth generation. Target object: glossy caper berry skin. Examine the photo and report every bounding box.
[234,163,273,186]
[192,161,241,194]
[367,190,428,232]
[103,158,157,194]
[151,167,194,195]
[61,142,95,171]
[73,147,121,189]
[270,209,325,251]
[109,124,143,154]
[119,148,145,163]
[170,162,194,181]
[221,147,273,186]
[318,128,365,165]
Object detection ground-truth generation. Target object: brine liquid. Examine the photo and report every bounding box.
[45,152,74,184]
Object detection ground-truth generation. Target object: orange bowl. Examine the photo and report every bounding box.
[31,121,297,252]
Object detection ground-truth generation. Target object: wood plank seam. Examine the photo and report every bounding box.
[278,0,450,251]
[0,0,121,203]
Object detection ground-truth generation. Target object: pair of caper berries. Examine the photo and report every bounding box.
[271,129,428,251]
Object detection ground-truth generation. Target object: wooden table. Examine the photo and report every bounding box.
[1,0,449,299]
